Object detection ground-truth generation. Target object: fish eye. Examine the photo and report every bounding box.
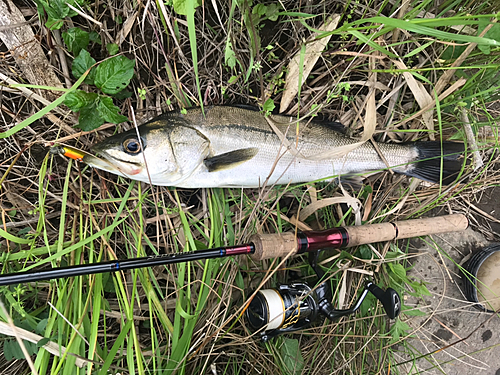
[123,138,143,154]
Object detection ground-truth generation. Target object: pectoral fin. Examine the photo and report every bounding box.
[204,148,258,172]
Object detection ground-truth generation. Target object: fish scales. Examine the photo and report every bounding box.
[81,106,464,187]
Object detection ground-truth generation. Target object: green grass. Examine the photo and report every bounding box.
[0,0,499,374]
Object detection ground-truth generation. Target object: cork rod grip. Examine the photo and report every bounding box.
[249,214,468,260]
[249,232,297,261]
[345,214,468,247]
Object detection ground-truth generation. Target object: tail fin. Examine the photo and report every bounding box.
[403,142,466,184]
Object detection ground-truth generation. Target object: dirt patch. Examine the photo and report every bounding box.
[398,229,500,375]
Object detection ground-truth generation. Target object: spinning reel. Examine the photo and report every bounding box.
[246,251,401,341]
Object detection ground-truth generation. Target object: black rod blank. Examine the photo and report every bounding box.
[0,244,254,286]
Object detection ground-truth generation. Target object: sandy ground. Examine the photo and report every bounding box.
[395,227,500,375]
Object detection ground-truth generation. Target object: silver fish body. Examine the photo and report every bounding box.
[83,106,463,188]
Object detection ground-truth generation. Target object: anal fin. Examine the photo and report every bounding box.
[204,147,258,172]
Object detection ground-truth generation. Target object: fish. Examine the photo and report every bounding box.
[81,106,465,188]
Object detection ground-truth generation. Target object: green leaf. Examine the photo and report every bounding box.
[77,102,104,131]
[350,16,500,47]
[35,0,76,29]
[106,43,119,56]
[262,98,275,113]
[64,90,98,111]
[253,4,267,17]
[3,340,26,360]
[441,44,467,60]
[112,90,133,100]
[3,340,15,361]
[389,318,411,344]
[228,75,238,85]
[172,0,202,15]
[234,270,244,290]
[36,338,51,348]
[89,30,101,44]
[50,0,71,18]
[24,341,38,356]
[94,55,135,94]
[35,319,48,334]
[408,279,431,296]
[72,49,96,84]
[265,3,280,21]
[62,27,89,56]
[97,96,128,124]
[358,245,373,260]
[388,263,407,282]
[45,17,64,30]
[477,20,500,55]
[402,305,427,317]
[280,338,304,375]
[224,39,237,69]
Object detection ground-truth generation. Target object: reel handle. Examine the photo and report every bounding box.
[250,214,468,261]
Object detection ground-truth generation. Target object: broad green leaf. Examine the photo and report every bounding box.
[94,55,135,94]
[45,17,64,30]
[477,20,500,55]
[35,0,64,20]
[235,270,244,290]
[265,3,280,21]
[3,340,18,361]
[97,321,133,374]
[62,27,89,56]
[253,4,267,17]
[358,245,373,260]
[97,96,128,123]
[263,98,275,113]
[106,43,119,56]
[113,90,133,100]
[35,319,48,334]
[72,49,96,84]
[50,0,71,18]
[389,317,411,343]
[388,263,407,282]
[64,90,98,111]
[172,0,202,15]
[280,338,304,375]
[77,102,104,131]
[409,279,432,296]
[89,30,101,44]
[228,75,238,84]
[225,39,237,69]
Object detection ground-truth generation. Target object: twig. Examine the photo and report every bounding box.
[460,104,484,171]
[51,29,72,88]
[65,2,103,27]
[0,301,38,374]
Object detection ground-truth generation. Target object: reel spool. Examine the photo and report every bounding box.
[463,244,500,312]
[246,283,318,340]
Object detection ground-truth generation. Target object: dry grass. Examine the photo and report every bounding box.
[0,0,499,374]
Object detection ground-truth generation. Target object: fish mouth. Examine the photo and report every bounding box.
[83,150,143,176]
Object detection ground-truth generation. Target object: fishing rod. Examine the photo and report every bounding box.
[0,214,468,287]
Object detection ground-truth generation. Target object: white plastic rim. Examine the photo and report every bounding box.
[259,289,285,330]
